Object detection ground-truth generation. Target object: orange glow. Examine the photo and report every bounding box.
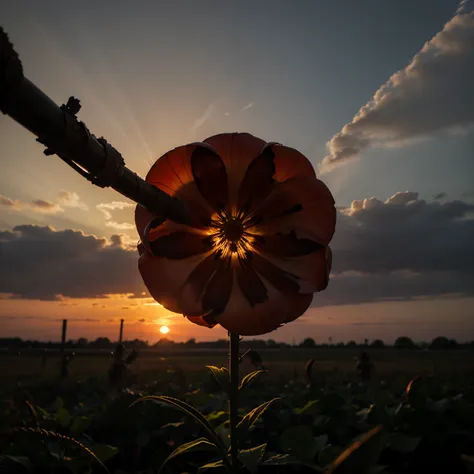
[159,325,170,334]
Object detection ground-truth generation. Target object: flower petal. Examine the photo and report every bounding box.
[249,252,300,293]
[186,313,217,329]
[138,250,212,313]
[252,231,323,257]
[237,146,276,214]
[251,176,336,246]
[216,276,313,336]
[267,143,317,182]
[149,232,213,259]
[202,259,234,316]
[190,146,229,212]
[256,247,331,293]
[135,205,208,257]
[180,253,222,315]
[204,133,267,210]
[235,258,269,307]
[144,143,217,227]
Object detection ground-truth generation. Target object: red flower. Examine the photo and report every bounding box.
[135,133,336,336]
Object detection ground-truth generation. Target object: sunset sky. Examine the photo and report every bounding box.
[1,0,473,344]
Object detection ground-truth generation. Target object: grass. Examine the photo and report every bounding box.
[2,348,473,388]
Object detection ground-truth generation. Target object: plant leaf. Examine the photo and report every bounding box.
[318,445,343,468]
[198,460,230,472]
[239,370,267,390]
[55,407,71,428]
[262,453,322,471]
[131,395,229,463]
[313,434,328,454]
[0,455,33,473]
[386,433,420,454]
[92,444,119,463]
[206,366,230,393]
[238,444,266,474]
[237,398,281,436]
[279,425,317,462]
[325,425,385,474]
[294,400,320,416]
[158,438,219,474]
[70,416,92,436]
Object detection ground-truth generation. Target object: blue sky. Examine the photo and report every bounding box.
[1,0,473,343]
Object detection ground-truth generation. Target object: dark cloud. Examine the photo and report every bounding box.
[0,225,143,300]
[309,191,474,306]
[321,9,474,171]
[312,270,474,307]
[1,192,473,306]
[331,191,474,275]
[433,192,447,200]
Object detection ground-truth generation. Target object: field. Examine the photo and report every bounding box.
[1,348,474,473]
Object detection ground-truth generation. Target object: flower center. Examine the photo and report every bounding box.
[223,218,244,243]
[208,212,256,258]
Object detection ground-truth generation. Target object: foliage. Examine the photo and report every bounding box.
[1,350,474,473]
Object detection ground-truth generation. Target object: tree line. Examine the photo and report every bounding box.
[0,335,473,350]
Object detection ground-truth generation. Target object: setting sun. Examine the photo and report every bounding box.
[159,325,170,335]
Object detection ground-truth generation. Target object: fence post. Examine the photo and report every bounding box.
[60,319,68,378]
[119,319,124,343]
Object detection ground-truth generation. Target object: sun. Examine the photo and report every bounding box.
[159,325,170,335]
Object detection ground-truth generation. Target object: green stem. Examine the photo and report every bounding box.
[229,332,240,472]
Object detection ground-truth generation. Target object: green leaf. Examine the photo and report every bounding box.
[313,434,328,454]
[131,395,229,463]
[263,453,296,465]
[206,411,228,426]
[325,425,385,474]
[294,400,321,416]
[158,438,219,474]
[262,453,322,472]
[216,422,230,449]
[91,444,118,463]
[238,444,266,474]
[318,445,343,467]
[279,425,317,462]
[237,398,281,436]
[34,405,50,420]
[52,397,64,411]
[0,455,33,472]
[366,404,393,428]
[206,366,230,393]
[386,433,420,454]
[70,416,92,436]
[198,460,230,472]
[239,370,267,390]
[56,407,72,428]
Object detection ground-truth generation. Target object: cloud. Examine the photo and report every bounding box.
[333,191,474,275]
[97,201,135,231]
[433,192,447,200]
[1,192,473,305]
[57,191,89,211]
[0,194,21,209]
[239,102,254,112]
[29,200,63,214]
[191,104,214,132]
[309,191,474,306]
[0,225,143,300]
[1,192,88,214]
[320,7,474,172]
